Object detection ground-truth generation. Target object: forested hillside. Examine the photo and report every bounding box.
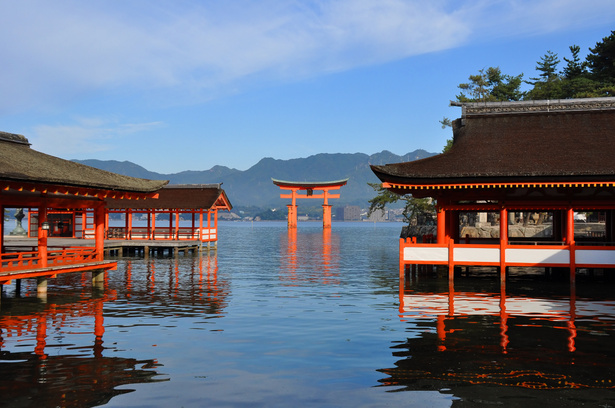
[74,149,435,208]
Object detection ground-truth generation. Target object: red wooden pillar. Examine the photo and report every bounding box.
[191,211,196,239]
[174,211,180,240]
[287,189,298,229]
[499,207,508,284]
[207,210,212,241]
[104,211,109,238]
[94,205,105,261]
[322,189,332,228]
[567,207,576,283]
[38,205,48,268]
[437,207,446,244]
[199,210,204,242]
[0,205,4,254]
[127,209,133,240]
[322,205,332,229]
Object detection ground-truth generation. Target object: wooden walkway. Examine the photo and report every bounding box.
[3,236,211,258]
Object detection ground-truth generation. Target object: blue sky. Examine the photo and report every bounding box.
[1,1,614,174]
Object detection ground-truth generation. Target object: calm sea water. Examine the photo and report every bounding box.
[1,221,614,407]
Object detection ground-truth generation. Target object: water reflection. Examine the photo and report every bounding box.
[380,275,615,396]
[0,285,166,407]
[280,228,341,285]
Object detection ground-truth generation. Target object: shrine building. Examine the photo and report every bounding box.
[0,131,168,294]
[103,183,232,247]
[272,178,348,229]
[371,97,615,283]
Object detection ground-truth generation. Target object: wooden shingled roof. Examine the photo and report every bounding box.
[371,97,615,186]
[105,184,232,210]
[0,131,168,195]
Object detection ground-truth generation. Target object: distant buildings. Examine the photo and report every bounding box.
[334,205,361,221]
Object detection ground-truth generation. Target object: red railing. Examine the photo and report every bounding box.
[1,247,99,272]
[106,226,201,240]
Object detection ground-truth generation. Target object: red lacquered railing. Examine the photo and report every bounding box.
[1,247,99,272]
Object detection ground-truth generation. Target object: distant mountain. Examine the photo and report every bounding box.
[73,149,435,208]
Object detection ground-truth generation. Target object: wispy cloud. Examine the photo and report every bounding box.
[1,0,614,112]
[29,119,164,157]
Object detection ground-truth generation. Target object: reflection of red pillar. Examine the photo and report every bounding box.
[568,281,577,352]
[436,315,446,351]
[94,300,105,358]
[126,262,132,299]
[94,300,104,339]
[35,314,47,359]
[322,205,332,229]
[288,228,298,278]
[322,228,331,277]
[499,281,509,353]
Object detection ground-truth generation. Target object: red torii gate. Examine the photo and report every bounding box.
[272,178,348,229]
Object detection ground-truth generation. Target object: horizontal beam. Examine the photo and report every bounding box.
[280,194,341,199]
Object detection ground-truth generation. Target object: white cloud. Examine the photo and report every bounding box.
[29,119,163,157]
[0,0,614,112]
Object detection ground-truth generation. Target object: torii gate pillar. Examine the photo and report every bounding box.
[322,205,332,229]
[273,178,348,229]
[287,204,298,229]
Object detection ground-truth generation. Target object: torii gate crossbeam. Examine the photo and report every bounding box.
[272,178,349,229]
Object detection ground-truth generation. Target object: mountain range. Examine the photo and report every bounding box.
[74,150,436,209]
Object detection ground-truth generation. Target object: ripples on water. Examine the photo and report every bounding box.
[0,222,614,407]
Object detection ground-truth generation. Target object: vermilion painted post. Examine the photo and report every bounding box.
[322,205,332,228]
[448,238,454,281]
[322,188,332,228]
[0,205,4,253]
[437,207,446,244]
[567,208,576,284]
[500,207,508,284]
[127,209,133,240]
[175,211,180,240]
[199,210,204,243]
[399,238,405,281]
[94,205,105,262]
[38,205,48,268]
[207,210,212,241]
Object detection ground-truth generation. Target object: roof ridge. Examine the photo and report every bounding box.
[0,131,30,146]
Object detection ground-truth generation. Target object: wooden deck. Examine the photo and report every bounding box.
[3,236,211,258]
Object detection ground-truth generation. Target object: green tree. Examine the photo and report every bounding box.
[562,45,587,79]
[441,66,523,144]
[456,67,524,102]
[586,30,615,83]
[526,50,563,99]
[367,183,434,225]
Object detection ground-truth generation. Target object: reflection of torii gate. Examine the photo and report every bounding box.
[272,178,348,229]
